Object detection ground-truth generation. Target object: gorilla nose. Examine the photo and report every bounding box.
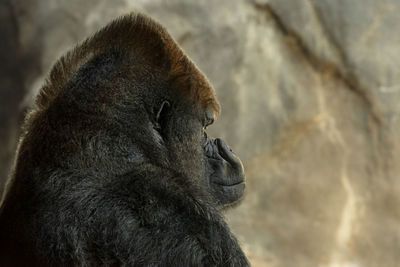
[215,138,242,170]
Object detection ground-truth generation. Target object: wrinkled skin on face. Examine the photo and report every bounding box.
[203,133,245,207]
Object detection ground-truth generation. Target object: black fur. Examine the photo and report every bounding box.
[0,13,248,266]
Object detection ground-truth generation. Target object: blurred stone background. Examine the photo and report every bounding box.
[1,0,400,266]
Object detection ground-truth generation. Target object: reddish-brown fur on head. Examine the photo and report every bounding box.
[37,13,220,122]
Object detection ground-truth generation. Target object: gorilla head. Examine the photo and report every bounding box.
[151,72,245,208]
[0,13,248,266]
[155,96,246,207]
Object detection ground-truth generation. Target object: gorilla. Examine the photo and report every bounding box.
[0,13,249,266]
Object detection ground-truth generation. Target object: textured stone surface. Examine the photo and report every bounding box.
[0,1,26,194]
[1,0,400,266]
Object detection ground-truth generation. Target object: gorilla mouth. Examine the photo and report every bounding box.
[217,182,245,196]
[215,181,245,187]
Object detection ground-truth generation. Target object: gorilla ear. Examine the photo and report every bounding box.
[155,100,170,131]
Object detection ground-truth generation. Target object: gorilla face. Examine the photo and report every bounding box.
[203,135,246,206]
[154,98,245,208]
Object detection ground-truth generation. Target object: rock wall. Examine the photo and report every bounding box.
[1,0,399,266]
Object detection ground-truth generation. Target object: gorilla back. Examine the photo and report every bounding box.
[0,13,249,266]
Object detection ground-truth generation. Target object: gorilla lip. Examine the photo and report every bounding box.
[213,181,245,187]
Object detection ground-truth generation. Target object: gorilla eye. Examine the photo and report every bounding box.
[204,118,214,130]
[204,107,215,129]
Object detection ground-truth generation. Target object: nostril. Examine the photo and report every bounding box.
[204,138,222,159]
[213,138,220,148]
[215,138,225,151]
[215,138,241,167]
[203,139,213,158]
